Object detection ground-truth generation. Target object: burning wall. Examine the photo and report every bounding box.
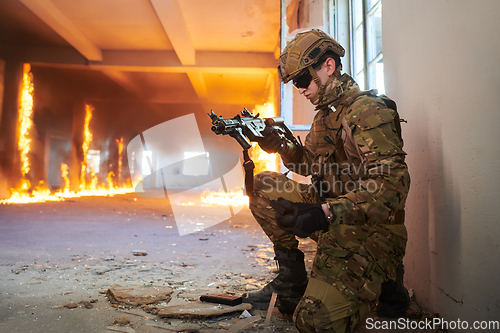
[1,63,279,206]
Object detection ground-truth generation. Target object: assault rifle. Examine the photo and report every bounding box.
[208,108,297,149]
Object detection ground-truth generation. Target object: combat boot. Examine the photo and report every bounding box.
[376,262,410,318]
[243,246,308,314]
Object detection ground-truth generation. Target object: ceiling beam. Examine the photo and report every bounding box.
[19,0,102,61]
[32,61,275,76]
[186,73,207,99]
[0,44,87,64]
[7,46,277,74]
[89,50,277,74]
[149,0,196,66]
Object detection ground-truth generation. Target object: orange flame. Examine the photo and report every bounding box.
[116,137,123,184]
[60,163,70,193]
[106,171,115,190]
[200,189,249,207]
[250,103,279,174]
[80,104,93,191]
[18,64,34,178]
[1,96,134,204]
[0,64,41,204]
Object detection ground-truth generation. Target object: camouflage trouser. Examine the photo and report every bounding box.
[249,171,317,250]
[250,171,408,333]
[293,223,407,333]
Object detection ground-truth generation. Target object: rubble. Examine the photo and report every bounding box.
[157,301,252,319]
[0,196,437,332]
[107,327,136,333]
[63,302,78,309]
[54,299,98,309]
[106,286,174,306]
[107,328,136,333]
[147,326,199,332]
[113,316,131,326]
[227,315,262,333]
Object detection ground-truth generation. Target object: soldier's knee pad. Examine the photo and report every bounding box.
[293,278,355,333]
[253,171,286,195]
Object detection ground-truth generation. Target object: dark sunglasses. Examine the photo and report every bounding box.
[292,70,313,89]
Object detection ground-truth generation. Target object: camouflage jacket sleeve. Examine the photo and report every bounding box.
[326,97,410,226]
[278,110,328,176]
[278,137,309,176]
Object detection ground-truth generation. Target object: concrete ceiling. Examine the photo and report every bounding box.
[0,0,281,106]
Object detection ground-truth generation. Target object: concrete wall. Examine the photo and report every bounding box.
[383,0,500,325]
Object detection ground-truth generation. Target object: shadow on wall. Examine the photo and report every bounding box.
[405,113,463,309]
[424,122,464,307]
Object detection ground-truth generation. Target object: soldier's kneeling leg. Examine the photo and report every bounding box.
[293,278,374,333]
[249,171,313,248]
[245,171,313,311]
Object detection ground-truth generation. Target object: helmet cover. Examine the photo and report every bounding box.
[278,29,345,83]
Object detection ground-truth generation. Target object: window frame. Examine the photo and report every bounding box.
[278,0,384,130]
[349,0,384,92]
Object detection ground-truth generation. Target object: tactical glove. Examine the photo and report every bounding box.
[257,127,283,154]
[270,198,330,238]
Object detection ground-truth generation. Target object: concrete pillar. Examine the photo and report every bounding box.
[69,100,85,192]
[30,110,49,188]
[0,59,4,124]
[0,60,23,197]
[43,126,50,186]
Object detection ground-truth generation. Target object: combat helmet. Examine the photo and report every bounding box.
[278,29,345,104]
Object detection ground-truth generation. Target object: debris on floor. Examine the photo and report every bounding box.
[63,302,78,309]
[199,293,243,306]
[227,315,262,333]
[0,197,442,333]
[54,299,98,309]
[113,316,131,326]
[106,286,174,306]
[107,326,136,333]
[157,301,252,319]
[80,299,98,308]
[146,325,200,332]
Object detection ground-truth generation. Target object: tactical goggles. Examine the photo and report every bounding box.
[292,69,313,89]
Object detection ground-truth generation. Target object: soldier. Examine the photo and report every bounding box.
[242,29,410,332]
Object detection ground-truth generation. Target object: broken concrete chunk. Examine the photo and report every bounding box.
[239,310,252,319]
[80,299,98,309]
[106,286,173,306]
[227,315,262,333]
[157,301,251,319]
[245,284,259,291]
[107,326,136,333]
[113,316,131,326]
[146,325,199,333]
[63,303,78,309]
[140,304,159,315]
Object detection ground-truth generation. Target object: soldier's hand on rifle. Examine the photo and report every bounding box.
[270,198,330,238]
[257,127,283,153]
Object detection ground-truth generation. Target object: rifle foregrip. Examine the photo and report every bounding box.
[230,128,252,150]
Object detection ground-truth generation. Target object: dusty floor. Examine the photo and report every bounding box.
[0,194,439,333]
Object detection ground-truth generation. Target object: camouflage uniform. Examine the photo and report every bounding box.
[250,73,409,332]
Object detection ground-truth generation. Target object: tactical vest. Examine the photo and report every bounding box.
[306,89,403,199]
